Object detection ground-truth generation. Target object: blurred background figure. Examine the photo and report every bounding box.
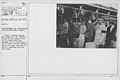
[68,19,74,48]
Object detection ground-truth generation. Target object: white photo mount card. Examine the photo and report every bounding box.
[0,0,120,80]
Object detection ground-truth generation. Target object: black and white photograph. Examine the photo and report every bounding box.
[56,4,117,48]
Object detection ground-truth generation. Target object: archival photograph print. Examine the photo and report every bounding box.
[56,4,117,48]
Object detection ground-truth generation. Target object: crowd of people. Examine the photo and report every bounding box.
[56,15,117,48]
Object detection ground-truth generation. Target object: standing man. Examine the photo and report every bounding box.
[105,21,116,48]
[68,19,74,48]
[85,20,96,48]
[94,20,107,48]
[78,22,86,48]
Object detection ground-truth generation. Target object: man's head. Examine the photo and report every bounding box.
[64,19,67,23]
[69,19,73,23]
